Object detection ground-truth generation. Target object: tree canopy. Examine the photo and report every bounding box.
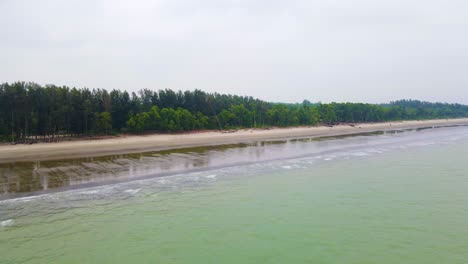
[1,82,467,142]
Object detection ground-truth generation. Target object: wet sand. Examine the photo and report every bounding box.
[1,118,467,163]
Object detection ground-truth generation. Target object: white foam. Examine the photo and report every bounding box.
[124,189,141,195]
[205,174,217,179]
[281,166,292,169]
[352,152,369,157]
[1,219,14,227]
[409,142,436,146]
[366,148,384,154]
[0,194,48,204]
[80,190,99,195]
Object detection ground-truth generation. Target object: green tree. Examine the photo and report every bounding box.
[94,112,112,134]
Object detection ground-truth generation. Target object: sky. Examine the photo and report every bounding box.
[1,0,467,104]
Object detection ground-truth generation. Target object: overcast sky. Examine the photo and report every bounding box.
[1,0,467,104]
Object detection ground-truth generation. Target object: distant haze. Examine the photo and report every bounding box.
[1,0,467,104]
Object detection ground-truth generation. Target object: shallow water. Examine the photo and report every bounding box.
[0,126,467,263]
[0,127,464,199]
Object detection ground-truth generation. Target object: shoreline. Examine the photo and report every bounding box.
[1,118,468,163]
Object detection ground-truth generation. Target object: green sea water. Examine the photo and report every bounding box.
[1,127,467,263]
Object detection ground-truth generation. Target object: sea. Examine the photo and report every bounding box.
[1,126,467,263]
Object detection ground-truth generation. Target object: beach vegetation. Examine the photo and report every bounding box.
[1,82,467,142]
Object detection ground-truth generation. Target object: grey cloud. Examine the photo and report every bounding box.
[1,0,467,103]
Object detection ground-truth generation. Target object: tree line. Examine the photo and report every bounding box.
[1,82,467,142]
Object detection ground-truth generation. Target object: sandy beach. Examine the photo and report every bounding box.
[1,118,467,163]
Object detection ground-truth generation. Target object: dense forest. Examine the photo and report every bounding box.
[1,82,468,142]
